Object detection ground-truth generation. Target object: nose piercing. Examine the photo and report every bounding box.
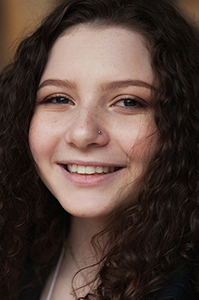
[98,130,101,134]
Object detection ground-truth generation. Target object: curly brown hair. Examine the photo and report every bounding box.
[0,0,199,299]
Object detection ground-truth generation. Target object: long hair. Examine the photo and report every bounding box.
[0,0,199,299]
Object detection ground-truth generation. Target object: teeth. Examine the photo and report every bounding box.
[110,167,115,173]
[86,166,96,174]
[96,166,103,173]
[67,164,119,174]
[77,165,85,174]
[103,166,109,173]
[71,164,78,173]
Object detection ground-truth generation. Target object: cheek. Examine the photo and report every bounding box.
[133,133,157,163]
[29,114,58,162]
[120,120,158,167]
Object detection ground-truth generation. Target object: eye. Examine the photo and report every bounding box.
[42,95,74,105]
[115,98,143,108]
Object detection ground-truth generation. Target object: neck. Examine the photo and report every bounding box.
[68,216,106,265]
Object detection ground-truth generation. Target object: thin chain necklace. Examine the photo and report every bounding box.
[68,244,81,270]
[46,244,94,300]
[68,244,89,284]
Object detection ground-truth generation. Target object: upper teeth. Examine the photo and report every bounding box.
[67,164,116,174]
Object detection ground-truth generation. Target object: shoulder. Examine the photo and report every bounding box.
[16,259,198,300]
[155,262,198,300]
[16,259,51,300]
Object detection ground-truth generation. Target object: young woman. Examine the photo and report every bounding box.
[0,0,198,299]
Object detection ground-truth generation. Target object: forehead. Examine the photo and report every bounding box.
[41,25,153,86]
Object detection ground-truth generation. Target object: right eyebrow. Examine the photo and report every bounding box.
[37,79,77,91]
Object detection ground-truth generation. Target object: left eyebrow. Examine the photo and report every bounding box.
[100,80,155,92]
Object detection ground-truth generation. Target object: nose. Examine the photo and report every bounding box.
[64,108,109,149]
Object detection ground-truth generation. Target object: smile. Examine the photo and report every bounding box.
[66,164,121,174]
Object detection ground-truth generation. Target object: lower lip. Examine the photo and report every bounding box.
[58,164,124,186]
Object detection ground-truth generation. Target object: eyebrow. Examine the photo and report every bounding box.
[37,79,155,92]
[38,79,77,91]
[100,79,155,91]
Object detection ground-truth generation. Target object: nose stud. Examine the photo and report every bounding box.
[97,130,101,134]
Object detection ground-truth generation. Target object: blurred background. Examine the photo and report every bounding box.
[0,0,199,71]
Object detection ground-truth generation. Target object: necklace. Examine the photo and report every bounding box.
[68,244,81,270]
[46,244,91,300]
[68,244,88,284]
[46,246,65,300]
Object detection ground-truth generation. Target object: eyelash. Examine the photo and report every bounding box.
[42,95,74,105]
[40,94,146,109]
[114,97,144,108]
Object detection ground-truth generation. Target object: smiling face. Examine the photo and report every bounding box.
[29,25,158,220]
